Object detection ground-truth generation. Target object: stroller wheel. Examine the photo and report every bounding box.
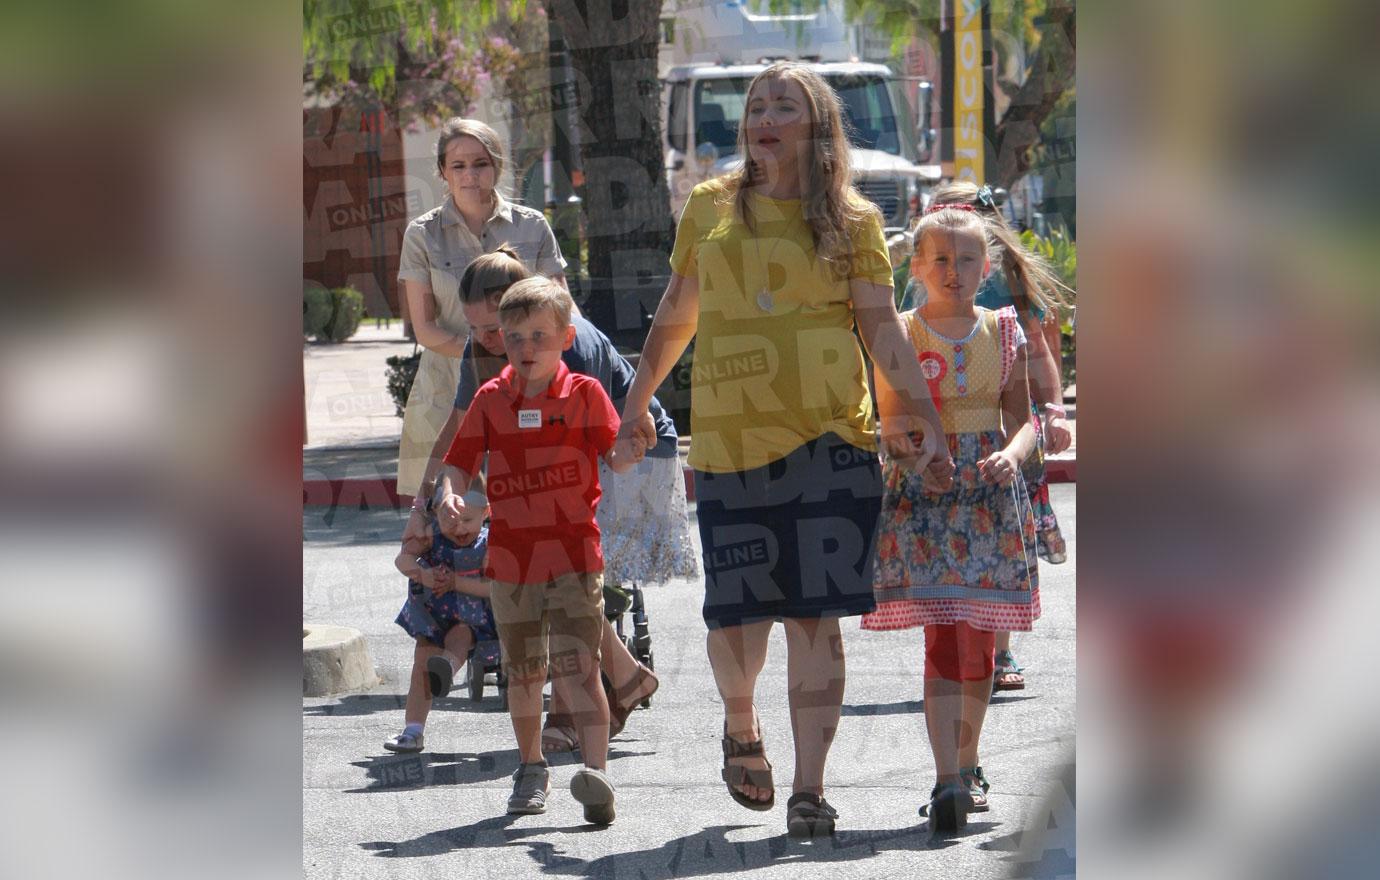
[498,671,509,711]
[467,656,484,702]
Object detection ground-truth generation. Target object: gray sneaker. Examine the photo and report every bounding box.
[382,731,423,753]
[507,762,550,814]
[570,766,616,825]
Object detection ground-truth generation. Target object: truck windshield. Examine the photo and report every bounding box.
[827,74,902,156]
[692,73,903,156]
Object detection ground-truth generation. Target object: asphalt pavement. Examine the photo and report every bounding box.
[303,485,1075,879]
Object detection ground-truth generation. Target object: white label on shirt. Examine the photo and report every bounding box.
[518,409,542,429]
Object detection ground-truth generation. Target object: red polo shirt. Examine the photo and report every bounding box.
[443,360,619,585]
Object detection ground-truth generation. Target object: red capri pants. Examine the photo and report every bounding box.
[924,622,997,681]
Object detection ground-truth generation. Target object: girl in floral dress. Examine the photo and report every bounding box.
[862,204,1041,833]
[927,182,1074,692]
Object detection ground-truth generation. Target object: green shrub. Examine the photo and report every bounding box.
[323,287,364,342]
[1060,316,1076,389]
[303,284,333,337]
[303,284,365,343]
[893,255,913,311]
[1019,227,1077,309]
[1020,228,1078,391]
[385,351,421,418]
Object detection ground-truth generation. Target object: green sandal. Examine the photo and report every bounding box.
[993,649,1026,692]
[960,765,991,812]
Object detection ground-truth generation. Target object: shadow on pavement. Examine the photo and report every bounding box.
[517,820,1006,877]
[303,510,408,544]
[344,747,657,793]
[304,693,508,718]
[986,693,1039,706]
[363,815,1007,874]
[841,693,1038,718]
[841,699,924,717]
[360,814,614,859]
[346,749,523,792]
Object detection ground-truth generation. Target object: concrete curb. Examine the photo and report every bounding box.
[303,478,405,510]
[1046,457,1076,483]
[303,624,378,696]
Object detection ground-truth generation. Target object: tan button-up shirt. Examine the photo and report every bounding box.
[398,194,566,335]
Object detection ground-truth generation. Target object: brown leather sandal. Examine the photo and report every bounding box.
[607,664,659,738]
[721,719,775,812]
[540,711,579,754]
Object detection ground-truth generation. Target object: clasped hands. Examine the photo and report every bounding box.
[881,415,954,492]
[612,408,658,466]
[882,418,1020,492]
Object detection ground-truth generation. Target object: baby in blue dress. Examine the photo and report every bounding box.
[384,487,496,753]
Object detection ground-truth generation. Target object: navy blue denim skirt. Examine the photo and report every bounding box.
[694,432,882,630]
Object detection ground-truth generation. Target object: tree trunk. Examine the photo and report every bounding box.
[990,0,1075,190]
[545,0,673,292]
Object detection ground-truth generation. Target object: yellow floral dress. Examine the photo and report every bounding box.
[862,306,1041,632]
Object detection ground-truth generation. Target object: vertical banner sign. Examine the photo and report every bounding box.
[953,0,986,184]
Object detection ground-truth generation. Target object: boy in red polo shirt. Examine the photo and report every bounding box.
[436,276,640,826]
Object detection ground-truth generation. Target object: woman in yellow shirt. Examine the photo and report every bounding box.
[616,63,950,837]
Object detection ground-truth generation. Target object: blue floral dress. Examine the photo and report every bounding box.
[394,525,498,649]
[862,307,1042,632]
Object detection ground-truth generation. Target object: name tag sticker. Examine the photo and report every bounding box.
[518,409,542,429]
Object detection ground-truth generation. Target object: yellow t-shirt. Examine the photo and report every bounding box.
[669,178,894,473]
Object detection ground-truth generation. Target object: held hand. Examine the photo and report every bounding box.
[880,429,921,467]
[921,456,956,493]
[631,409,658,453]
[429,564,454,597]
[1043,414,1072,455]
[402,507,431,546]
[978,450,1018,487]
[881,415,935,470]
[612,433,646,468]
[435,494,465,540]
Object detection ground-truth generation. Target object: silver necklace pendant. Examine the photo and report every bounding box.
[756,288,774,312]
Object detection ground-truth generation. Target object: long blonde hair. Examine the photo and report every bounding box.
[726,62,875,277]
[927,181,1071,315]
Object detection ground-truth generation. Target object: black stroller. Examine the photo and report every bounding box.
[454,438,657,711]
[465,582,653,711]
[465,635,507,709]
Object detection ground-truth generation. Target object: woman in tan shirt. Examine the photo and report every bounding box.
[395,118,566,497]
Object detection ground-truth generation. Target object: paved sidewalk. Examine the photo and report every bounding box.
[304,322,412,451]
[303,485,1075,879]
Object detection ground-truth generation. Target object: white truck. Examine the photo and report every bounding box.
[660,0,940,242]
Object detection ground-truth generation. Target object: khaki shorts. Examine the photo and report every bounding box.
[489,571,605,681]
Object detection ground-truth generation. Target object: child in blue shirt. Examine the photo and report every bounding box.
[384,483,496,753]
